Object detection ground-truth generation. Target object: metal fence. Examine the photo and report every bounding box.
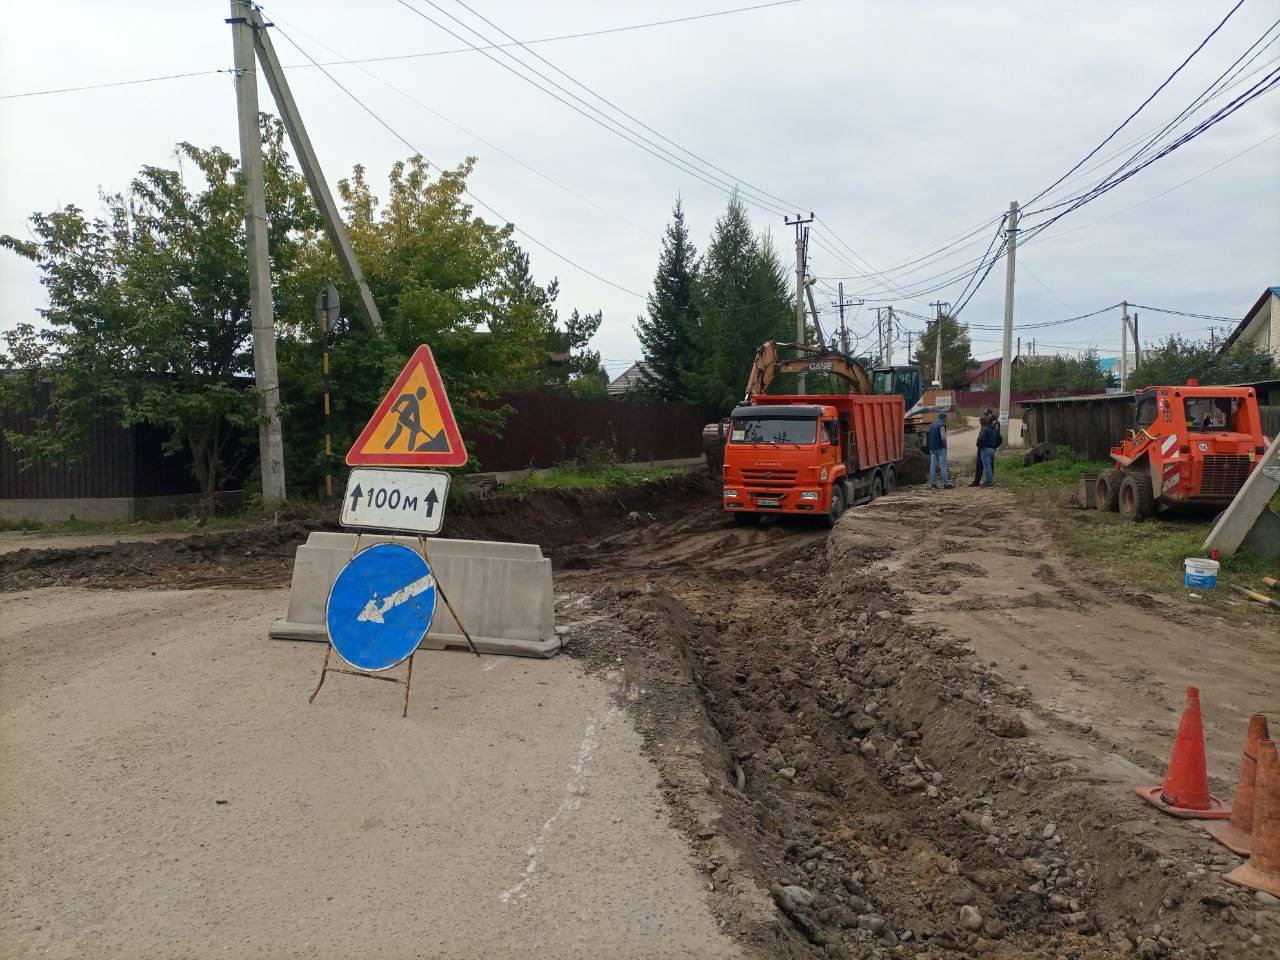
[471,393,716,473]
[1,385,247,500]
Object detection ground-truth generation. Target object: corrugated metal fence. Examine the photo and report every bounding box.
[1,386,243,500]
[472,393,717,472]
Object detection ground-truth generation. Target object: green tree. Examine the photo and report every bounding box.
[1129,333,1277,390]
[912,315,975,389]
[277,155,564,488]
[685,194,792,409]
[634,198,698,401]
[1011,349,1108,393]
[0,118,318,504]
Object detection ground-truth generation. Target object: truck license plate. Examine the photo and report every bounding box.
[756,497,781,507]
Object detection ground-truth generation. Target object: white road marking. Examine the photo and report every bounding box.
[498,708,618,904]
[357,574,436,624]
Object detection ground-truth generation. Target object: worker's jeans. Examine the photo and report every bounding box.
[929,449,949,487]
[979,447,996,486]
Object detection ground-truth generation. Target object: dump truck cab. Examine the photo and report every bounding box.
[722,393,904,528]
[1097,381,1266,520]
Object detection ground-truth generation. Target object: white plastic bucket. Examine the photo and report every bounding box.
[1184,558,1219,590]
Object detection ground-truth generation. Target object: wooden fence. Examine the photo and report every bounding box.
[1022,395,1136,462]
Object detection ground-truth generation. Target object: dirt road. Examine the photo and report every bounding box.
[0,588,740,960]
[849,485,1278,785]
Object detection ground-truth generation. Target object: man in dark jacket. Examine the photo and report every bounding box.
[927,412,952,489]
[977,413,1003,486]
[970,412,991,486]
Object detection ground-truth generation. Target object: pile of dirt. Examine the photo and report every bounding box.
[0,471,716,591]
[557,502,1278,958]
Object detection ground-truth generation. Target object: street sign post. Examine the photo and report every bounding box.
[310,542,438,716]
[340,467,448,535]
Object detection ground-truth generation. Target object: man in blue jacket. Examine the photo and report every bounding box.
[977,414,1003,486]
[927,412,952,489]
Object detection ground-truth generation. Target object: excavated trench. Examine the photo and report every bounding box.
[3,473,1274,957]
[555,490,1277,960]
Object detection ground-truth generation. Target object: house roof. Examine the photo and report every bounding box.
[1218,286,1280,354]
[606,361,653,396]
[961,357,1002,383]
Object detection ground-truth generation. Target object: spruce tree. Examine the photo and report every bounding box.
[634,199,698,401]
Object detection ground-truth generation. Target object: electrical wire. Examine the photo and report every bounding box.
[270,20,646,299]
[1022,0,1246,209]
[0,0,801,100]
[269,12,658,240]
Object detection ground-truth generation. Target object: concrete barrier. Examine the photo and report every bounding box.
[269,532,561,658]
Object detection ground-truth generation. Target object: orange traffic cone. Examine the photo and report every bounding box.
[1225,738,1280,897]
[1206,714,1271,854]
[1135,687,1231,820]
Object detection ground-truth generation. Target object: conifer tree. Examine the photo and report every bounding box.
[634,199,698,401]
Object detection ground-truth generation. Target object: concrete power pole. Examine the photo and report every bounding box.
[832,283,861,356]
[875,308,883,364]
[884,306,894,367]
[929,300,950,389]
[229,0,286,506]
[997,201,1019,430]
[1120,300,1130,391]
[785,213,814,394]
[1132,311,1140,368]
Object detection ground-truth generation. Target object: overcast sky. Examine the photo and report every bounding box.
[2,0,1277,376]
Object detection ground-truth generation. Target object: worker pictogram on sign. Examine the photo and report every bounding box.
[346,345,467,467]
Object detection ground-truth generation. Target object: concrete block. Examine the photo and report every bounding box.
[269,532,561,658]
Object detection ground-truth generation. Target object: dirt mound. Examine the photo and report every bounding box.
[0,472,715,591]
[558,505,1278,958]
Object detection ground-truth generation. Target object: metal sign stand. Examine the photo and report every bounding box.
[307,532,481,717]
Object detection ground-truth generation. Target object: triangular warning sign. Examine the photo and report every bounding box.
[346,345,467,468]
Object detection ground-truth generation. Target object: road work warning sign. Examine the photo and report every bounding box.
[346,345,467,468]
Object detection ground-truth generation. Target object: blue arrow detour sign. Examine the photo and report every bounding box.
[325,543,437,671]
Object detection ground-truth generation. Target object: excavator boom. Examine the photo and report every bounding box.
[743,342,873,398]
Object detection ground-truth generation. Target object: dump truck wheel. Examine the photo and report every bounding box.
[1119,472,1156,521]
[733,511,761,527]
[871,471,885,500]
[824,487,845,529]
[884,465,897,492]
[1095,469,1123,512]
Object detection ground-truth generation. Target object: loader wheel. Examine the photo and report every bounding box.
[733,511,761,527]
[823,486,845,529]
[1094,469,1123,512]
[1118,472,1156,521]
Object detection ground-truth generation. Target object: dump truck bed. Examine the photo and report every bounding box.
[748,394,905,470]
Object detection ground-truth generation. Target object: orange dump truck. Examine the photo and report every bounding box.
[722,393,905,527]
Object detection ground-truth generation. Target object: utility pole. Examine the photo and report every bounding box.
[246,4,383,337]
[229,0,286,506]
[832,283,861,356]
[1016,335,1021,360]
[875,308,884,364]
[929,300,950,389]
[1120,300,1130,391]
[997,201,1019,430]
[907,330,913,361]
[884,306,895,367]
[1132,311,1141,368]
[316,283,339,499]
[785,213,814,394]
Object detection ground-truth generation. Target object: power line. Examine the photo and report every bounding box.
[0,1,800,100]
[270,20,646,299]
[1023,0,1246,209]
[269,12,658,240]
